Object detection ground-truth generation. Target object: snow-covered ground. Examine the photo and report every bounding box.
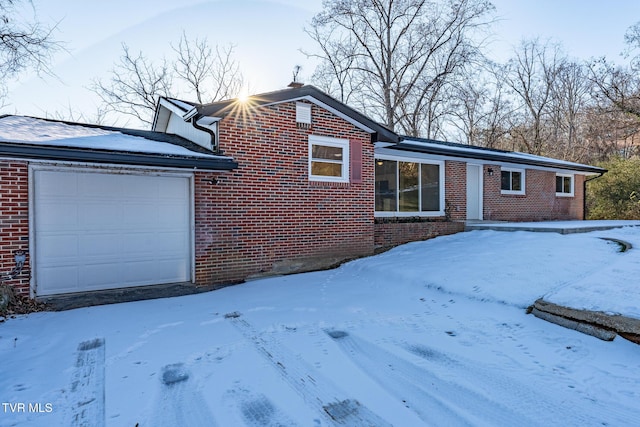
[1,227,640,426]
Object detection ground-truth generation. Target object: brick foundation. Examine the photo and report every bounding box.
[374,219,465,250]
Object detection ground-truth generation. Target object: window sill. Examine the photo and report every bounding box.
[375,211,445,218]
[500,190,526,196]
[309,180,350,188]
[555,193,574,197]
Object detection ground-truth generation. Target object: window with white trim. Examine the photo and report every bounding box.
[375,159,443,216]
[308,135,350,182]
[501,168,525,195]
[556,174,574,196]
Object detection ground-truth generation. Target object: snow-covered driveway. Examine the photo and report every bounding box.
[1,228,640,426]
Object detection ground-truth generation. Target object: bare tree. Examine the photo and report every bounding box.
[548,60,592,161]
[0,0,59,100]
[306,0,495,136]
[93,34,244,127]
[589,57,640,121]
[624,21,640,71]
[171,32,243,104]
[448,62,513,148]
[304,24,362,105]
[503,39,563,155]
[93,44,173,126]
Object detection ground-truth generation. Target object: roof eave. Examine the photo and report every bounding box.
[391,143,606,174]
[0,143,238,171]
[187,85,400,144]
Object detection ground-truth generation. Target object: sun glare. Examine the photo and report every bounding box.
[237,93,250,103]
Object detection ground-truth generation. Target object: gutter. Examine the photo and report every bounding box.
[189,116,218,152]
[583,170,607,220]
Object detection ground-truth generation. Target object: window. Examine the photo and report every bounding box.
[556,174,574,196]
[501,168,525,195]
[308,136,349,183]
[375,159,443,216]
[375,160,397,211]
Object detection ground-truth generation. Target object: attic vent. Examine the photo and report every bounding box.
[296,102,311,128]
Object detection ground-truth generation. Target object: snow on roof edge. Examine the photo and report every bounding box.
[0,115,226,159]
[398,138,604,173]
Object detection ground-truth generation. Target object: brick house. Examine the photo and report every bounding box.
[0,85,605,298]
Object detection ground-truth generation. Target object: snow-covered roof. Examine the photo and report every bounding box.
[390,138,605,174]
[0,115,215,157]
[0,115,237,170]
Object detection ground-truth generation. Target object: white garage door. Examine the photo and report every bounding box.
[33,169,191,296]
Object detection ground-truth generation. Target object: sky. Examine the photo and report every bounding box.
[2,0,640,126]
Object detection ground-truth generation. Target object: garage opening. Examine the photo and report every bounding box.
[32,168,192,296]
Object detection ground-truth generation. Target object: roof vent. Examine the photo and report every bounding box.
[296,102,311,128]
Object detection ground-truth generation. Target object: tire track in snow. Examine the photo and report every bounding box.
[404,343,599,426]
[228,314,392,426]
[326,330,543,426]
[69,338,105,427]
[225,387,299,427]
[149,363,218,427]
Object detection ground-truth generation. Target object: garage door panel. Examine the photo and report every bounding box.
[37,203,79,229]
[158,203,189,225]
[80,203,122,229]
[154,232,189,253]
[34,170,192,296]
[121,259,188,284]
[123,203,158,227]
[38,171,78,196]
[122,232,162,256]
[80,264,124,289]
[78,173,118,197]
[161,178,189,199]
[38,265,79,294]
[78,234,122,257]
[38,234,79,259]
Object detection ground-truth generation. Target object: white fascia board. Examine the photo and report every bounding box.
[399,139,601,174]
[159,97,189,115]
[261,95,376,134]
[375,146,600,176]
[183,107,199,121]
[196,116,220,126]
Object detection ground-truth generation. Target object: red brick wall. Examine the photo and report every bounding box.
[374,220,465,249]
[445,161,467,221]
[193,101,375,286]
[483,165,584,221]
[0,161,30,296]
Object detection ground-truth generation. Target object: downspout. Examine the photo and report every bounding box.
[583,171,606,220]
[190,116,217,153]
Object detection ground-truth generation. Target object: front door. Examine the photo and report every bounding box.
[466,164,483,220]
